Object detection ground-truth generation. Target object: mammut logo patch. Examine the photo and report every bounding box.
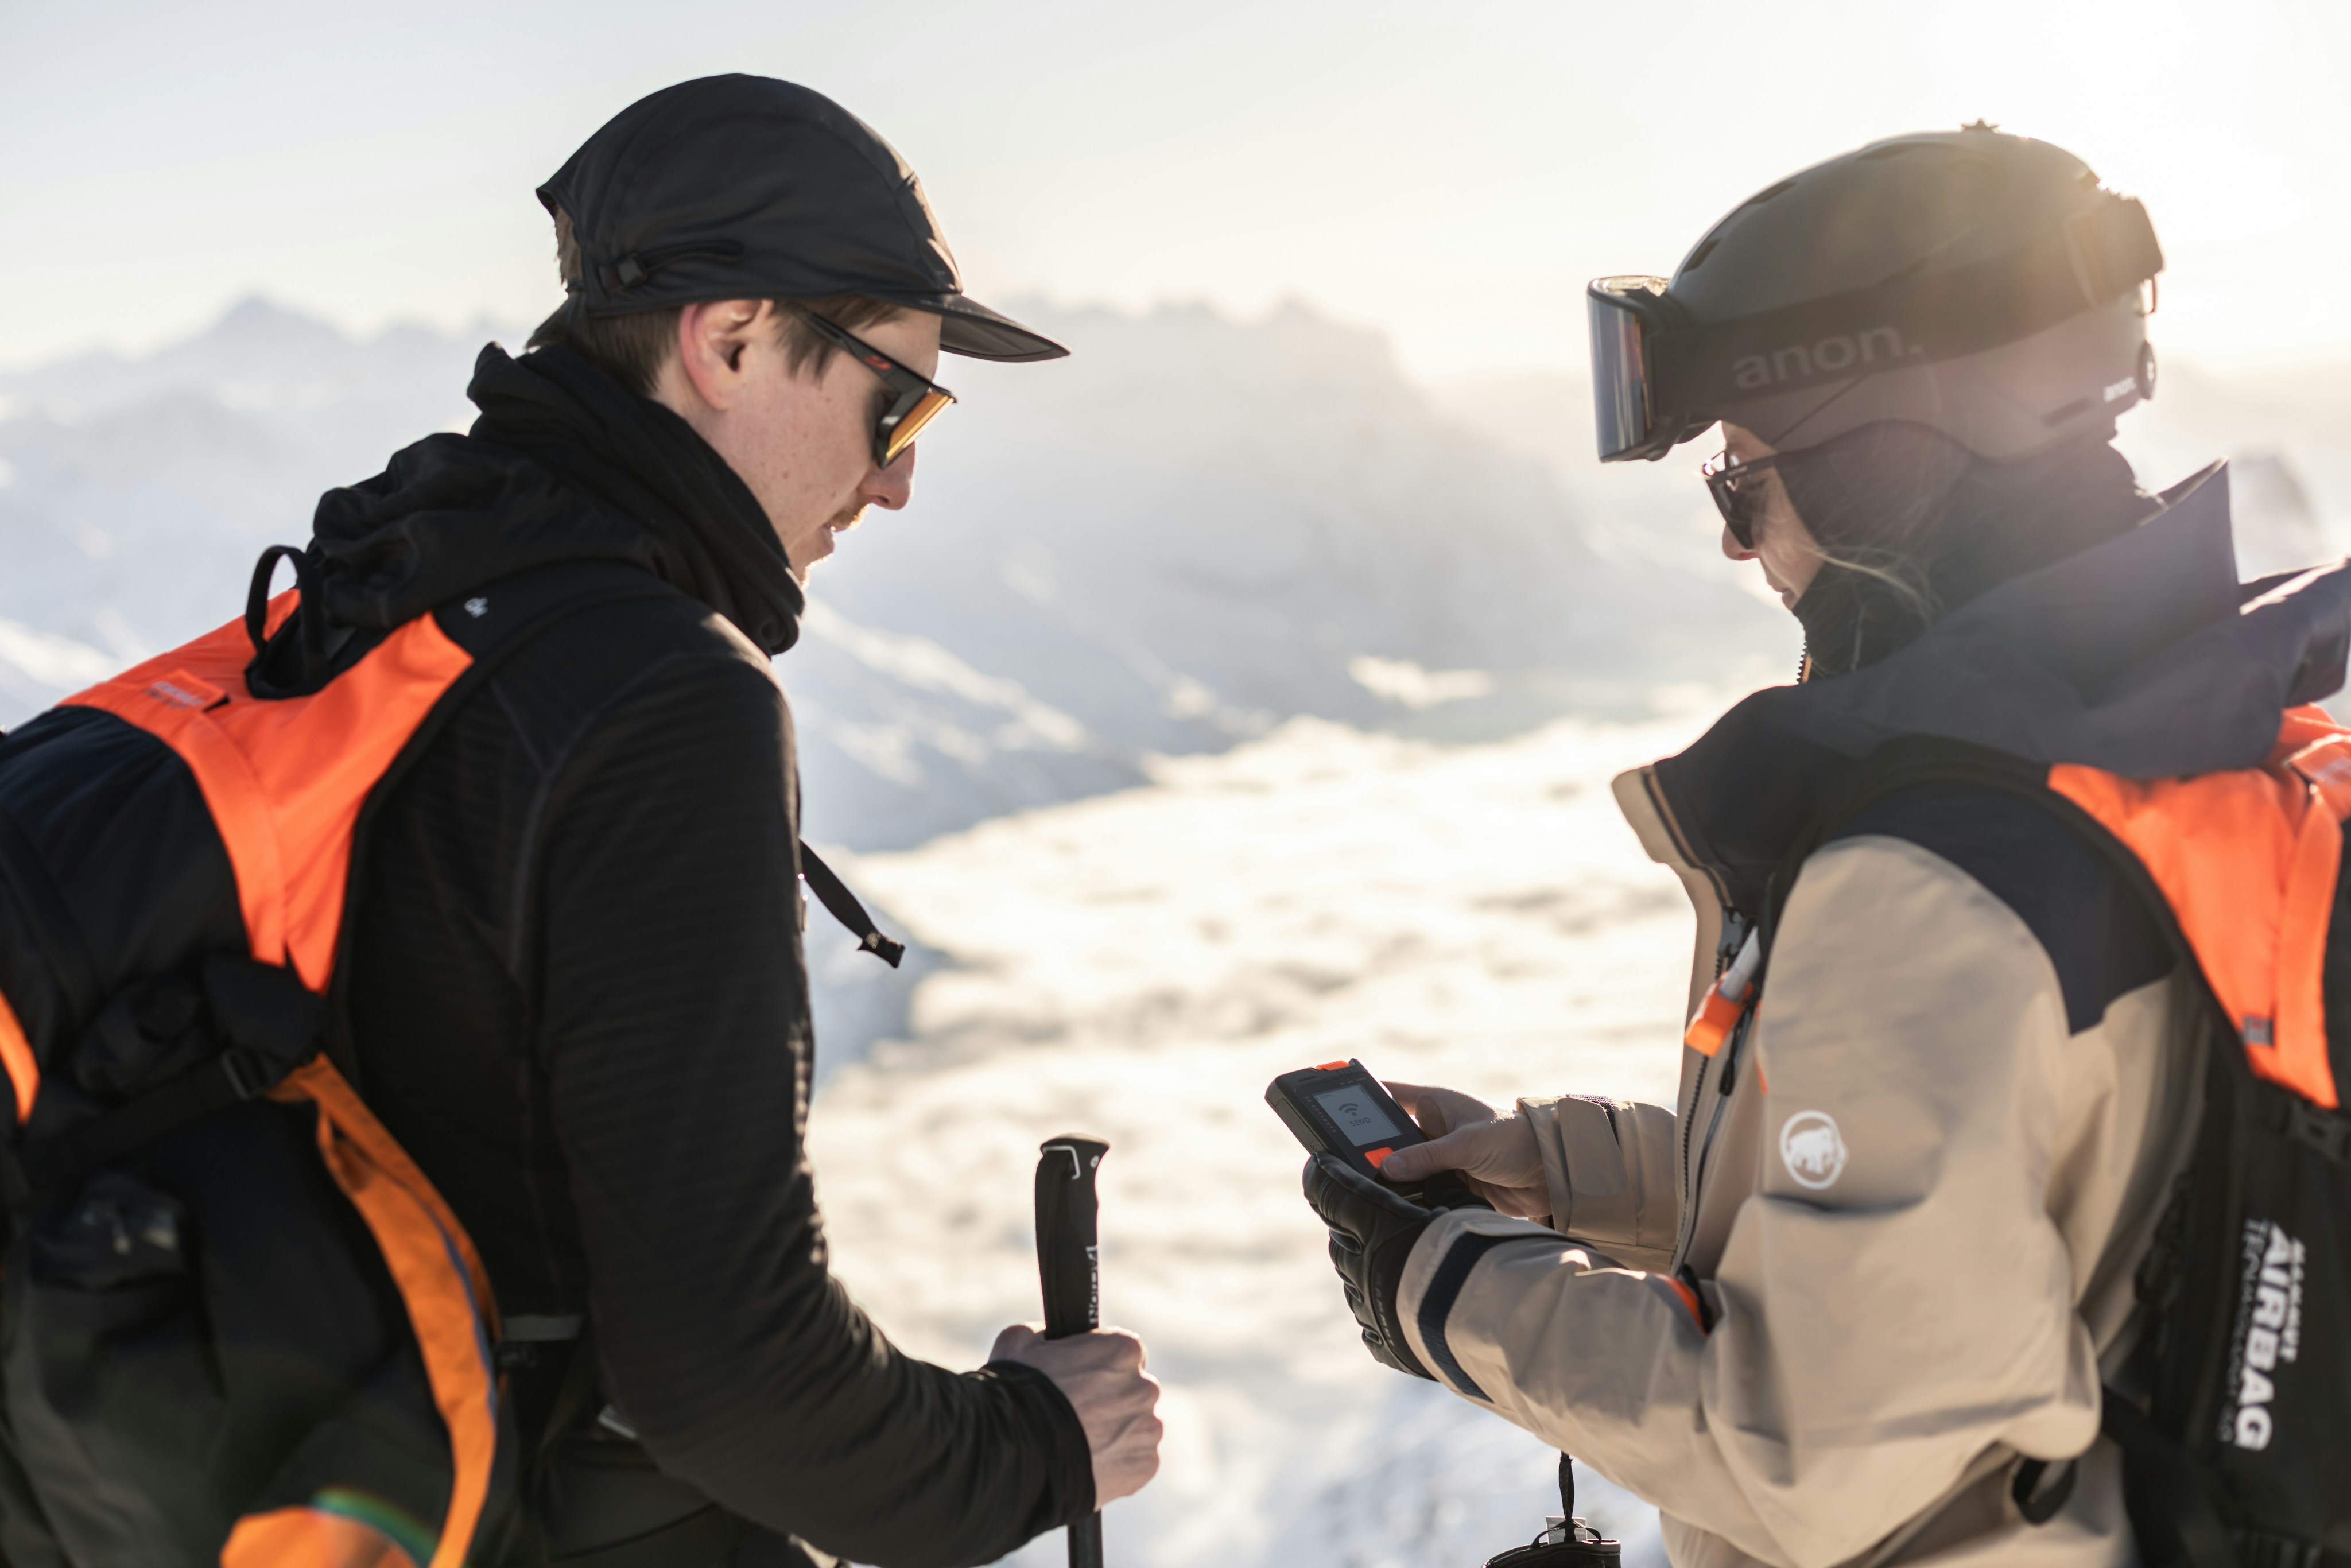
[464,597,489,619]
[1779,1110,1848,1190]
[145,670,225,711]
[2226,1219,2306,1450]
[1733,327,1918,391]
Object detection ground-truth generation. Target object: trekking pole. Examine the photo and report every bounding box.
[1034,1135,1110,1568]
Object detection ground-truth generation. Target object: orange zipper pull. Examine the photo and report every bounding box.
[1685,927,1762,1057]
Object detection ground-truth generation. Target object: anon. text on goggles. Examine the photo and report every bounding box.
[797,311,956,468]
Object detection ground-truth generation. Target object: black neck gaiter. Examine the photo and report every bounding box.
[1779,423,2158,677]
[467,344,806,654]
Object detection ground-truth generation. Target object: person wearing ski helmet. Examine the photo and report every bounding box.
[1302,126,2351,1566]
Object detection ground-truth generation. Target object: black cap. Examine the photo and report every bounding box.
[537,75,1066,363]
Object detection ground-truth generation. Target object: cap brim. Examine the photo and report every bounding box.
[897,294,1068,362]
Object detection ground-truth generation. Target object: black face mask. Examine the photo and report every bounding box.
[1778,423,2158,677]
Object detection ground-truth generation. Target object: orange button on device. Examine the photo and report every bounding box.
[1364,1147,1394,1168]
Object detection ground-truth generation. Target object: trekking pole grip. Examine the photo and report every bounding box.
[1034,1135,1110,1568]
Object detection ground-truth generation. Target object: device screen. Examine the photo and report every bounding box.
[1312,1082,1406,1147]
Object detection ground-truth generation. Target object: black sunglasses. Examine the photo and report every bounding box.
[796,311,957,469]
[1700,449,1786,550]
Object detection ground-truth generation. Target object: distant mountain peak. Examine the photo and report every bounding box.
[204,296,348,350]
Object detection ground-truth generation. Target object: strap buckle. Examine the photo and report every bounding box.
[2011,1456,2077,1525]
[2285,1097,2348,1163]
[220,1047,276,1101]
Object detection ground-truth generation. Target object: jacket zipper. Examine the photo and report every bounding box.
[1671,1054,1712,1274]
[1679,1011,1752,1266]
[1671,909,1751,1271]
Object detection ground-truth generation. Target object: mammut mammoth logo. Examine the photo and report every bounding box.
[2226,1219,2305,1451]
[1733,327,1917,391]
[1779,1111,1848,1190]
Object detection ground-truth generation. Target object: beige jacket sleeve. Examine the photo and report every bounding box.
[1518,1093,1680,1274]
[1396,837,2107,1568]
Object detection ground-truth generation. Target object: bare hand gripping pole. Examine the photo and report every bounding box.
[1035,1135,1109,1568]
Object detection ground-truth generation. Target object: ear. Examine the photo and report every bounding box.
[672,299,772,413]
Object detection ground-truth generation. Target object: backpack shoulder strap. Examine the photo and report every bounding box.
[1691,737,2116,1055]
[1683,738,2068,1055]
[1752,734,2225,1028]
[1759,736,2084,948]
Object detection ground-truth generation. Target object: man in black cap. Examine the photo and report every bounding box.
[323,75,1160,1566]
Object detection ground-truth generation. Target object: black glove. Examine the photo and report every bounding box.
[1302,1153,1472,1380]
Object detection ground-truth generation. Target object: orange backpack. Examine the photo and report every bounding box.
[0,550,895,1567]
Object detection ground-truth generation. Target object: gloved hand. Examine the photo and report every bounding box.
[1301,1152,1464,1380]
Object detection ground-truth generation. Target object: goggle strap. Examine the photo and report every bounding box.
[1644,196,2160,414]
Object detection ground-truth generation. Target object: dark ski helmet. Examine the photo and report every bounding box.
[1588,125,2163,463]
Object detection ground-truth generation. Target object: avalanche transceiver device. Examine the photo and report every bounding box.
[1266,1059,1429,1183]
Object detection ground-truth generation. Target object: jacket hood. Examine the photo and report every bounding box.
[309,343,804,654]
[1652,463,2351,915]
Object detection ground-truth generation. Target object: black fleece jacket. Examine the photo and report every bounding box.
[321,344,1090,1567]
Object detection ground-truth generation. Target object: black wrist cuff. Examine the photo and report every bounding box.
[984,1358,1097,1521]
[1368,1225,1435,1381]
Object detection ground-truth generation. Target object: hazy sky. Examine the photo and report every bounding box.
[6,0,2346,382]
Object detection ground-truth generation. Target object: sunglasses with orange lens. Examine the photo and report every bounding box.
[797,310,956,469]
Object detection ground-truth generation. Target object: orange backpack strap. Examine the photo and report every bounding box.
[0,985,33,1126]
[265,1058,499,1568]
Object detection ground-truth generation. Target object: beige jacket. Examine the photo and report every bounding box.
[1394,763,2209,1568]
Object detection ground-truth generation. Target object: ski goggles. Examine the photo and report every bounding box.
[798,311,957,469]
[1588,276,1690,464]
[1588,194,2165,466]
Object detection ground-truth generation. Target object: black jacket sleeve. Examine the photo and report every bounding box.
[529,646,1092,1568]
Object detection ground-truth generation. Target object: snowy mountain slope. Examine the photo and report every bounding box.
[805,701,1735,1568]
[807,304,1789,789]
[0,300,487,662]
[0,297,1789,849]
